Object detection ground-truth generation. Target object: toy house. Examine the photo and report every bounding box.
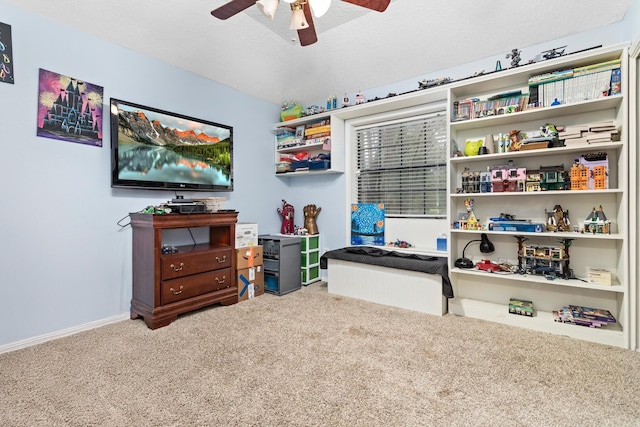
[490,166,508,192]
[507,167,526,192]
[573,152,608,190]
[525,169,541,192]
[584,206,611,234]
[461,168,480,193]
[479,171,492,193]
[570,161,589,190]
[539,165,569,191]
[545,205,571,232]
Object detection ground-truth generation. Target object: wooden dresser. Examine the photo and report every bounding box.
[129,211,238,329]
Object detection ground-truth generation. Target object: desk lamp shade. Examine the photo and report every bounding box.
[455,233,495,269]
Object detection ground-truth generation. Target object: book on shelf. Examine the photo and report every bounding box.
[553,305,616,327]
[572,59,621,76]
[508,298,533,316]
[588,120,616,131]
[528,68,573,86]
[304,124,331,137]
[562,136,589,145]
[585,130,619,143]
[610,68,622,95]
[568,305,617,323]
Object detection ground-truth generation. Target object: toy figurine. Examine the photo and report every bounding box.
[303,204,321,235]
[506,48,522,67]
[509,130,522,151]
[277,199,295,234]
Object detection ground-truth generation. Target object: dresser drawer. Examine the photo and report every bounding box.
[161,248,232,280]
[161,268,232,305]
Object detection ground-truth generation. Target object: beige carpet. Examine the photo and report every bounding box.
[1,282,640,426]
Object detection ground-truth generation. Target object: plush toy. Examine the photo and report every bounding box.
[277,199,295,234]
[464,139,483,156]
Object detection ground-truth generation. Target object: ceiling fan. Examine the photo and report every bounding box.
[211,0,391,46]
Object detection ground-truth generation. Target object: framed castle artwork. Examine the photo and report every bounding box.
[36,68,104,146]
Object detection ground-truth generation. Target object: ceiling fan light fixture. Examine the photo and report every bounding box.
[256,0,279,20]
[289,5,308,30]
[281,0,296,3]
[308,0,331,18]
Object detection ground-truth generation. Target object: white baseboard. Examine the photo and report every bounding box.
[0,313,130,355]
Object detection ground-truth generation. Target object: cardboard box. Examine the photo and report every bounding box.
[237,266,264,302]
[236,245,263,270]
[587,268,612,286]
[235,222,258,248]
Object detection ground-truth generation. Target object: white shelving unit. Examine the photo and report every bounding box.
[274,113,345,176]
[446,43,631,348]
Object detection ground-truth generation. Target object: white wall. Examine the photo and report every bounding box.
[0,2,287,347]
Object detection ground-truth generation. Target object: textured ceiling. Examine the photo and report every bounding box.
[3,0,632,106]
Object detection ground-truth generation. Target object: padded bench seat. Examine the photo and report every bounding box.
[320,247,452,316]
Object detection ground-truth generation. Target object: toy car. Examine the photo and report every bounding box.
[475,259,500,273]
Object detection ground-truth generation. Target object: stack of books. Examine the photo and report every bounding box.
[528,59,621,108]
[552,305,617,328]
[275,126,298,149]
[558,120,620,145]
[586,120,620,143]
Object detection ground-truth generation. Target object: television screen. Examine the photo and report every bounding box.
[110,98,233,192]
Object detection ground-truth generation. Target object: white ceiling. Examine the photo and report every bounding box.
[4,0,632,105]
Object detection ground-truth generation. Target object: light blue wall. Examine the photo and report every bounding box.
[0,2,288,346]
[0,0,637,348]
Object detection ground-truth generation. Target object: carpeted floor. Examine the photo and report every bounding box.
[1,282,639,426]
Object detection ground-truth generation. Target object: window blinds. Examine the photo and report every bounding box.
[354,112,447,217]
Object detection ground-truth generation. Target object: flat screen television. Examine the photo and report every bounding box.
[110,98,233,192]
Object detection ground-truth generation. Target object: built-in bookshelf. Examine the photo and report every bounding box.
[446,43,631,348]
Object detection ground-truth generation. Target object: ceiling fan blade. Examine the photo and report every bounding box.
[298,3,318,46]
[341,0,390,12]
[211,0,257,20]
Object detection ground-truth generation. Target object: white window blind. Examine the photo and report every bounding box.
[353,112,447,217]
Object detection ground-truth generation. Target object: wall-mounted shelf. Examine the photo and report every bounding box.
[274,113,345,177]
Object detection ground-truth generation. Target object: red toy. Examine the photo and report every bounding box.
[475,259,500,273]
[277,199,295,234]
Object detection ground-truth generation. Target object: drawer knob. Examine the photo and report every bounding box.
[170,262,184,272]
[216,255,227,263]
[215,276,226,284]
[169,285,184,295]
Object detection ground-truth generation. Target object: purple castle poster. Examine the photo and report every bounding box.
[37,68,104,147]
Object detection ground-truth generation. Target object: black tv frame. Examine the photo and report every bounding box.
[110,98,233,192]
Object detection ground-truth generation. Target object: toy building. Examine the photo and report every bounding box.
[461,168,480,193]
[490,164,526,192]
[479,171,492,193]
[516,237,573,279]
[545,205,571,232]
[539,164,570,191]
[525,169,541,192]
[570,161,589,190]
[582,152,608,190]
[584,205,611,234]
